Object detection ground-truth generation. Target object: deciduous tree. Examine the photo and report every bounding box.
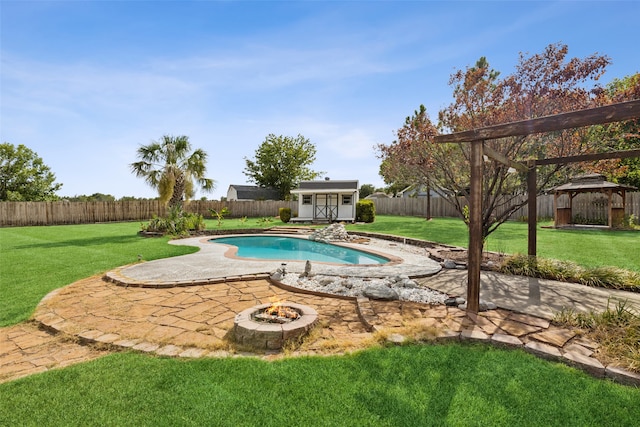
[378,43,637,241]
[0,143,62,201]
[583,74,640,188]
[358,184,376,199]
[243,134,323,200]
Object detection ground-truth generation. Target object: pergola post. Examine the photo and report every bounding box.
[607,190,613,228]
[527,162,537,257]
[467,140,484,314]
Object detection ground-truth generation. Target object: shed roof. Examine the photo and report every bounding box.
[291,180,359,193]
[553,174,637,192]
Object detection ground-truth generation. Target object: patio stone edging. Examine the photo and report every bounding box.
[350,296,640,387]
[27,271,640,388]
[103,268,271,288]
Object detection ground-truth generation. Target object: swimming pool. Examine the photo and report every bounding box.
[210,235,389,265]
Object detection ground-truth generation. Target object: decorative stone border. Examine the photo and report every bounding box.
[103,268,271,288]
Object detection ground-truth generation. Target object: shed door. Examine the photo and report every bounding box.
[314,194,338,220]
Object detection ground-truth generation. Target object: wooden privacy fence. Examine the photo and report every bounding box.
[0,200,297,227]
[0,194,638,227]
[373,193,640,221]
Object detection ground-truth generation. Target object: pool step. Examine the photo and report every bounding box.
[265,226,313,235]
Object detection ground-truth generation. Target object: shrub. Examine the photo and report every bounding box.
[184,212,206,231]
[356,200,375,223]
[554,300,640,371]
[279,207,292,223]
[500,254,640,292]
[141,206,205,236]
[209,207,231,227]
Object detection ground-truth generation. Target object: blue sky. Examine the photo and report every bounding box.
[2,1,639,200]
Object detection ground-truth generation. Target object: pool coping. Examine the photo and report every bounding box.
[110,234,443,286]
[207,234,405,266]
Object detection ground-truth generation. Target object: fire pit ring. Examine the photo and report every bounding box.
[234,302,318,350]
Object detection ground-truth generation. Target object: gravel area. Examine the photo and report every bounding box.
[271,234,448,304]
[279,272,449,304]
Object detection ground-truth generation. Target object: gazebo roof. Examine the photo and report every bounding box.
[553,174,637,193]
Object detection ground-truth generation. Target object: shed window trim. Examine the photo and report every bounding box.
[342,195,352,205]
[302,195,312,205]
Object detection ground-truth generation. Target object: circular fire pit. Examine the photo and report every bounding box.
[234,302,318,350]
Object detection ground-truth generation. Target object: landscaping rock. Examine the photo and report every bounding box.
[270,272,283,281]
[386,333,408,344]
[363,284,399,300]
[444,297,458,306]
[281,271,448,305]
[443,259,458,269]
[308,223,353,243]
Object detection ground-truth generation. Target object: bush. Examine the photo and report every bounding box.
[141,206,205,236]
[554,300,640,371]
[356,200,375,223]
[209,207,231,227]
[279,207,292,223]
[500,254,640,292]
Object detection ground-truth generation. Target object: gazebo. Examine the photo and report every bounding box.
[552,174,636,228]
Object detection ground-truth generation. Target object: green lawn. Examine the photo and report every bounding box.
[0,223,197,326]
[2,345,639,426]
[345,216,640,273]
[2,217,640,424]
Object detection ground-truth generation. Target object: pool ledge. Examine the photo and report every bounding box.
[208,234,404,266]
[113,235,442,285]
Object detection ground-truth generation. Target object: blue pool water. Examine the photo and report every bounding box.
[210,235,389,265]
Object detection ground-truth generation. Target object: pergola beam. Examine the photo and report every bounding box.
[483,145,529,172]
[434,100,640,144]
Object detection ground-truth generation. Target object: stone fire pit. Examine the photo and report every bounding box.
[234,302,318,350]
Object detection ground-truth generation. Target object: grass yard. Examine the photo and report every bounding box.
[0,223,198,326]
[345,216,640,273]
[2,345,639,426]
[1,217,640,425]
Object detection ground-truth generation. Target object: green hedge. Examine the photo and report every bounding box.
[356,200,375,223]
[279,207,292,223]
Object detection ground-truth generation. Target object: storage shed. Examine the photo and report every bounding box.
[290,179,359,223]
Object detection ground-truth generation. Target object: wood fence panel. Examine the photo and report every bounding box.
[0,194,637,227]
[372,193,639,222]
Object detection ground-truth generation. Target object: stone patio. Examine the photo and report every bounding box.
[2,271,639,386]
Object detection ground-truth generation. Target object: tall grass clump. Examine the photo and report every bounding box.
[501,254,640,292]
[554,300,640,372]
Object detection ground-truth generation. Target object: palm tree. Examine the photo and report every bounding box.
[130,135,215,208]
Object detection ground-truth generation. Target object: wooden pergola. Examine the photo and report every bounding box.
[553,174,637,228]
[433,99,640,313]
